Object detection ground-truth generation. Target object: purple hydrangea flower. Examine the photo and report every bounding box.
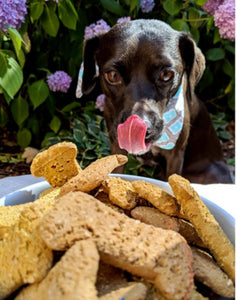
[140,0,155,13]
[202,0,224,15]
[84,19,111,40]
[214,0,235,41]
[117,17,131,24]
[47,71,72,93]
[95,94,105,112]
[0,0,27,31]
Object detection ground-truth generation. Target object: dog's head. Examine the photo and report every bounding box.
[81,19,205,154]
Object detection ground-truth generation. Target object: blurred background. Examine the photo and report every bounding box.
[0,0,235,179]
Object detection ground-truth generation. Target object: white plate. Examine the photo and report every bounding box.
[0,174,235,246]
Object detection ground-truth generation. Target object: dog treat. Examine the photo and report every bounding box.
[191,247,235,298]
[39,191,194,300]
[132,180,182,216]
[131,206,205,247]
[99,282,148,300]
[60,154,128,195]
[0,187,60,240]
[96,261,128,297]
[102,177,137,210]
[168,174,235,282]
[31,141,81,187]
[155,287,208,300]
[15,240,99,300]
[0,199,56,299]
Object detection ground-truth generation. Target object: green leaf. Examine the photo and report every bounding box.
[58,0,78,30]
[50,115,61,133]
[10,96,29,126]
[41,5,60,37]
[61,101,81,112]
[0,106,8,127]
[163,0,183,16]
[30,1,45,21]
[188,8,202,28]
[0,54,23,99]
[195,0,206,5]
[206,48,225,61]
[7,27,23,56]
[28,79,49,109]
[100,0,126,16]
[0,51,8,78]
[171,19,189,32]
[17,128,32,148]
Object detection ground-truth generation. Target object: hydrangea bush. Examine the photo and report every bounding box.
[0,0,235,171]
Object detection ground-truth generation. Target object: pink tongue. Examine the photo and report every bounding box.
[117,115,151,154]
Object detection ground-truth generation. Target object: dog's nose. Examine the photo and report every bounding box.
[145,119,164,143]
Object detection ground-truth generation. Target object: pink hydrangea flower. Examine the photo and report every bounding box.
[95,94,105,112]
[214,0,235,41]
[47,71,72,93]
[84,20,110,40]
[117,17,131,24]
[202,0,224,15]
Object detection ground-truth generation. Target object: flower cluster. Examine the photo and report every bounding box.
[84,19,111,40]
[202,0,224,15]
[140,0,155,13]
[0,0,27,32]
[117,16,131,24]
[202,0,235,41]
[47,71,72,93]
[95,94,105,112]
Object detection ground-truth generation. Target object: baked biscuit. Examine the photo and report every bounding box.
[131,206,204,247]
[132,180,182,216]
[102,177,137,210]
[0,197,56,299]
[0,187,60,240]
[31,142,81,187]
[60,155,128,195]
[168,174,235,282]
[191,247,235,298]
[99,282,148,300]
[15,240,99,300]
[39,191,194,300]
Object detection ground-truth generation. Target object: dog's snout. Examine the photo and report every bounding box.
[145,118,164,143]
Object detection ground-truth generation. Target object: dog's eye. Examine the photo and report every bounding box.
[159,69,174,82]
[105,71,122,85]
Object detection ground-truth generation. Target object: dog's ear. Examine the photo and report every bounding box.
[179,34,205,95]
[81,36,100,95]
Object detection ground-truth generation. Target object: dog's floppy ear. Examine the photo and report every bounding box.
[179,34,205,96]
[81,36,100,95]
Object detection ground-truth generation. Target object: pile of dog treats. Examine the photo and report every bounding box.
[0,142,235,300]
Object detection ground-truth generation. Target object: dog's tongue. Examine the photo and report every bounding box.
[117,115,151,154]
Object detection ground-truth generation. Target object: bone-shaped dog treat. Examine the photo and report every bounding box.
[168,174,235,282]
[131,206,205,248]
[132,180,182,216]
[31,142,81,187]
[102,177,138,210]
[39,191,194,300]
[60,155,128,195]
[99,282,148,300]
[15,240,99,300]
[191,247,235,298]
[0,198,56,299]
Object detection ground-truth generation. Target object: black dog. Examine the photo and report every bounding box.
[81,19,232,184]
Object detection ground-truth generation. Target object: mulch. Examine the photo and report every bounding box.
[0,124,235,179]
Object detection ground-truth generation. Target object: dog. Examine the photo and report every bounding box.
[80,19,232,184]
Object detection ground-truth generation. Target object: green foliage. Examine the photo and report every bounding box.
[0,0,235,174]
